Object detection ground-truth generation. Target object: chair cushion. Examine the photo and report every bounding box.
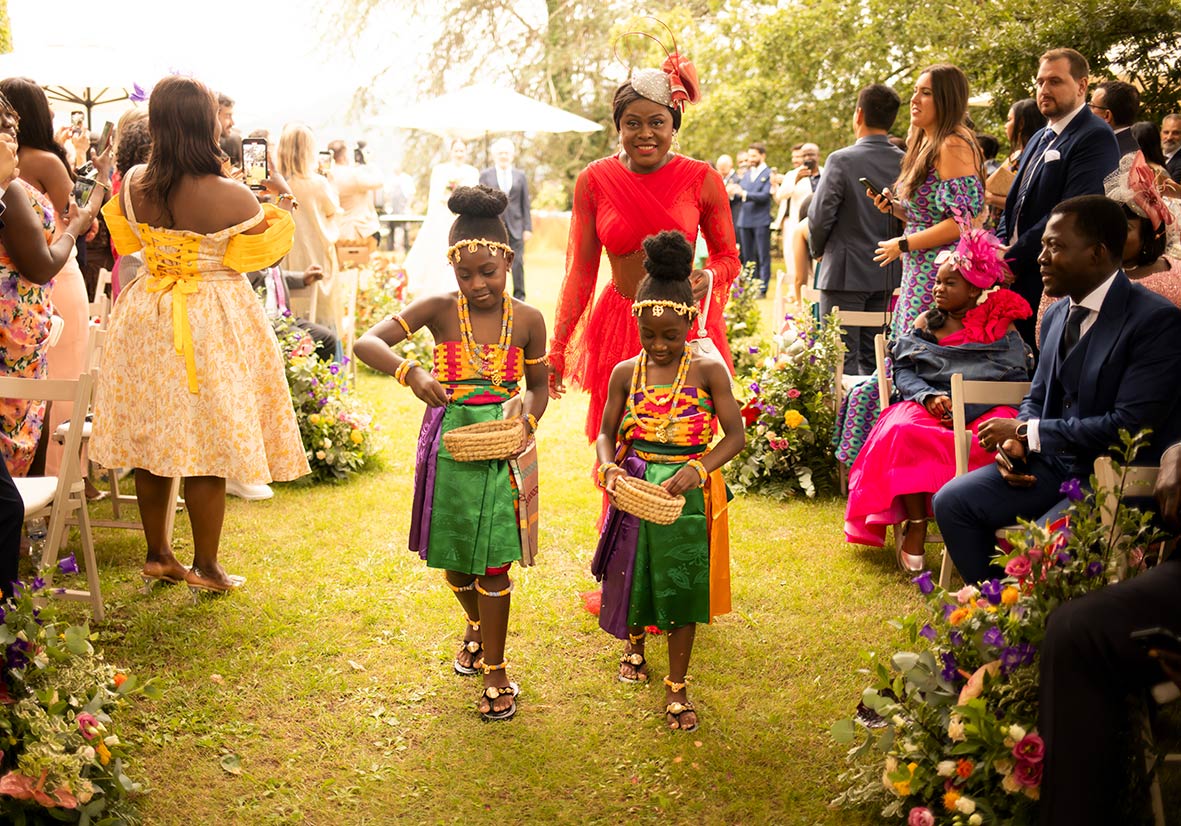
[52,416,92,444]
[16,477,58,516]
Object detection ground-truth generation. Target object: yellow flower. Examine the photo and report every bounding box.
[893,779,911,796]
[1001,586,1020,606]
[943,790,961,812]
[96,741,111,766]
[783,410,806,429]
[308,414,321,426]
[948,607,971,626]
[350,430,364,445]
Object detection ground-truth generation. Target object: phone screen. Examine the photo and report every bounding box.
[317,151,333,176]
[242,139,268,190]
[73,176,96,207]
[98,121,114,151]
[71,111,85,129]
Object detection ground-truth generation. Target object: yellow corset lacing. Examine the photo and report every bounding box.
[142,232,204,393]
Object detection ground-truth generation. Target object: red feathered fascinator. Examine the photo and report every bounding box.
[616,18,701,112]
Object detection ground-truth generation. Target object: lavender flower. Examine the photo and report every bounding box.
[912,571,934,595]
[919,624,937,641]
[748,346,759,354]
[1059,478,1084,502]
[749,382,761,394]
[57,554,79,575]
[940,652,960,682]
[949,630,965,647]
[30,577,45,592]
[1056,551,1072,566]
[1086,560,1104,578]
[982,626,1006,648]
[328,364,340,375]
[980,579,1003,605]
[1000,643,1036,674]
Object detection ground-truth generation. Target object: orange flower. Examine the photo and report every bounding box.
[95,742,111,766]
[112,673,127,689]
[956,759,974,778]
[948,607,971,626]
[944,790,961,812]
[1001,586,1019,606]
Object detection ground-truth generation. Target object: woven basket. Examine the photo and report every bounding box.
[614,476,685,525]
[443,419,525,462]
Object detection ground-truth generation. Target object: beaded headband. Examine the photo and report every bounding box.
[631,299,699,318]
[446,238,514,265]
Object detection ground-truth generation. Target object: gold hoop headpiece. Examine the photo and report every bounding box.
[631,299,699,319]
[446,238,514,265]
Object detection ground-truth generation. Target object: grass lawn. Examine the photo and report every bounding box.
[40,247,1178,824]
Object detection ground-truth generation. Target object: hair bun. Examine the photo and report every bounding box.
[642,230,694,282]
[448,184,507,218]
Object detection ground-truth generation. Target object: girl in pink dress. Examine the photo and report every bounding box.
[844,228,1033,569]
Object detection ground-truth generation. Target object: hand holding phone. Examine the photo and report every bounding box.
[242,138,269,190]
[859,177,883,199]
[995,439,1034,485]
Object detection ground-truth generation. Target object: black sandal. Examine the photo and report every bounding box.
[663,676,698,732]
[477,660,519,722]
[453,617,483,676]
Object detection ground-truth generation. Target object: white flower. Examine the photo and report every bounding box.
[1002,773,1023,793]
[956,585,978,604]
[781,328,799,345]
[323,438,332,449]
[936,760,957,777]
[81,746,95,762]
[969,815,983,826]
[103,734,120,747]
[956,796,976,814]
[315,450,326,460]
[948,716,966,742]
[1007,724,1027,742]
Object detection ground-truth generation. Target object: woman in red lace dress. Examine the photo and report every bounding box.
[547,48,741,440]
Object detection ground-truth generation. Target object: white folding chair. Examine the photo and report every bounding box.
[832,307,891,495]
[3,374,104,619]
[938,373,1031,588]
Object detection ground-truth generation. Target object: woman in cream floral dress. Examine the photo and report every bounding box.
[92,76,308,593]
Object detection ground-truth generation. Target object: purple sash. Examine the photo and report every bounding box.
[589,452,648,639]
[408,406,445,558]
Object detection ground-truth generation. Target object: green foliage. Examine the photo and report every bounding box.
[0,1,10,55]
[726,309,841,498]
[0,584,157,822]
[352,262,435,370]
[723,265,767,378]
[832,430,1167,824]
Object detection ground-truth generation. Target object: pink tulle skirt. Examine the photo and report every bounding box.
[843,400,1016,546]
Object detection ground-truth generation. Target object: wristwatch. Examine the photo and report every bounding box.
[898,237,910,253]
[1015,422,1029,441]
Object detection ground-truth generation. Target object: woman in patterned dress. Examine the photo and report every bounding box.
[92,76,309,593]
[834,64,985,467]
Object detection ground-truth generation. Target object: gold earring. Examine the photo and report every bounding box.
[672,130,680,152]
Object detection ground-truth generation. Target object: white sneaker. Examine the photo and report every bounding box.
[225,479,274,500]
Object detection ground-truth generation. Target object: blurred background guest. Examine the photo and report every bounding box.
[983,98,1045,227]
[403,137,478,296]
[110,111,151,300]
[479,138,532,300]
[328,138,381,248]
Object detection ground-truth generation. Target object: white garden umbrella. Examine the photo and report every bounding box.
[379,84,603,140]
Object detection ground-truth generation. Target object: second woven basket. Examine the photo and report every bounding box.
[443,419,525,462]
[614,476,685,525]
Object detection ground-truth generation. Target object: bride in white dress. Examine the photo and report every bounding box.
[404,138,479,296]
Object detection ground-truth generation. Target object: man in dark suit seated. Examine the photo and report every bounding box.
[998,48,1120,348]
[933,195,1181,584]
[478,139,532,300]
[736,142,773,296]
[808,83,905,375]
[1036,443,1181,826]
[1162,113,1181,183]
[1089,80,1141,157]
[247,264,338,363]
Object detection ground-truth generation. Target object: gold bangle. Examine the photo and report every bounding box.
[597,462,618,489]
[395,359,420,386]
[390,313,412,337]
[525,413,539,433]
[523,354,549,366]
[276,192,299,209]
[686,459,708,486]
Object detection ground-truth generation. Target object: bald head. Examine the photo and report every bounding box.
[716,154,733,175]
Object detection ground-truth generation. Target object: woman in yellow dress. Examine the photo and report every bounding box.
[91,76,309,593]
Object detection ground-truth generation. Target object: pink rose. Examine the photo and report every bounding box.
[787,388,801,399]
[1005,555,1032,578]
[76,713,100,740]
[1027,547,1044,564]
[1012,733,1045,763]
[1013,758,1043,788]
[907,807,935,826]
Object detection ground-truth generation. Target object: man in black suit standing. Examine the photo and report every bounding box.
[934,196,1181,585]
[1088,80,1140,157]
[998,48,1120,348]
[735,142,773,296]
[1161,112,1181,183]
[479,139,532,300]
[808,83,905,374]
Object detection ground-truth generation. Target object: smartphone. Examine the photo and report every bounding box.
[1131,627,1181,656]
[804,158,819,171]
[317,150,333,176]
[242,137,268,190]
[859,177,884,199]
[70,111,85,131]
[97,121,114,151]
[73,174,96,207]
[996,444,1030,476]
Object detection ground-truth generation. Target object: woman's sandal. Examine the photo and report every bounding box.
[476,659,519,722]
[185,567,245,597]
[453,617,483,676]
[619,631,649,684]
[140,560,189,592]
[897,519,928,573]
[663,676,698,733]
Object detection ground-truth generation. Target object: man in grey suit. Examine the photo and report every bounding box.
[1088,80,1140,157]
[807,83,905,374]
[479,138,533,299]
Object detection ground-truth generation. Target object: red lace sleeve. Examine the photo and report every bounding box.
[548,168,601,377]
[698,167,741,297]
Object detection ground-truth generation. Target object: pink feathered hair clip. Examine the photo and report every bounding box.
[615,18,702,112]
[934,209,1011,289]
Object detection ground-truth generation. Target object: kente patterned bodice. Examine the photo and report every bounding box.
[620,385,715,455]
[433,341,524,404]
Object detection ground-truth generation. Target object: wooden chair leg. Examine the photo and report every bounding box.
[77,502,104,622]
[938,547,956,590]
[163,476,182,538]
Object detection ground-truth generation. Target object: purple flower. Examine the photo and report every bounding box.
[912,571,934,595]
[1086,560,1104,578]
[940,652,960,682]
[328,364,340,375]
[980,579,1003,605]
[748,346,759,354]
[982,626,1006,647]
[784,313,794,321]
[765,404,780,417]
[749,382,761,394]
[1056,551,1072,566]
[949,630,965,647]
[1000,642,1036,674]
[129,82,149,103]
[943,603,957,620]
[30,577,44,592]
[919,624,936,641]
[57,554,79,575]
[1059,478,1084,502]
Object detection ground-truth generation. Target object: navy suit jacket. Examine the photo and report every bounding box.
[736,165,773,228]
[1020,272,1181,467]
[724,171,742,227]
[807,135,904,292]
[478,167,532,239]
[1167,151,1181,184]
[998,106,1120,304]
[1114,127,1140,157]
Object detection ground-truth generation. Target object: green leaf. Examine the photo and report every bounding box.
[64,625,91,655]
[219,752,243,776]
[831,718,857,743]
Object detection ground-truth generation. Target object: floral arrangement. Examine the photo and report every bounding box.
[725,309,842,498]
[272,313,382,482]
[0,578,159,822]
[353,259,435,372]
[723,265,767,378]
[832,431,1164,824]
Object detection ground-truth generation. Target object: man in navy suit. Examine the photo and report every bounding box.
[479,138,532,299]
[1162,113,1181,183]
[998,48,1120,348]
[808,83,905,374]
[933,196,1181,584]
[736,142,773,295]
[1088,80,1140,157]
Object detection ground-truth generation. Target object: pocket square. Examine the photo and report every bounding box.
[1043,149,1061,163]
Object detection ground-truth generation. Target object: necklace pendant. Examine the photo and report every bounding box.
[656,425,668,443]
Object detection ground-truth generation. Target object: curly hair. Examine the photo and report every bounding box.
[635,230,694,307]
[447,185,509,245]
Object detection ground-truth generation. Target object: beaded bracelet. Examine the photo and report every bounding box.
[390,313,412,337]
[276,193,300,209]
[596,462,619,489]
[525,413,539,433]
[394,359,420,386]
[687,459,709,487]
[523,354,549,366]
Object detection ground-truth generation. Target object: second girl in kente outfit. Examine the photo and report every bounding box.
[354,186,548,722]
[593,231,745,732]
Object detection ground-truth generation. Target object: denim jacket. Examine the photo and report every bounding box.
[890,329,1034,421]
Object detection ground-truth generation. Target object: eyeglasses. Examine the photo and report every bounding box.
[1088,102,1110,112]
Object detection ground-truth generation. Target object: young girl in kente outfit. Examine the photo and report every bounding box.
[593,230,745,732]
[354,185,547,722]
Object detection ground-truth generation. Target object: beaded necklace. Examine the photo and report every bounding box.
[458,293,513,386]
[627,347,691,443]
